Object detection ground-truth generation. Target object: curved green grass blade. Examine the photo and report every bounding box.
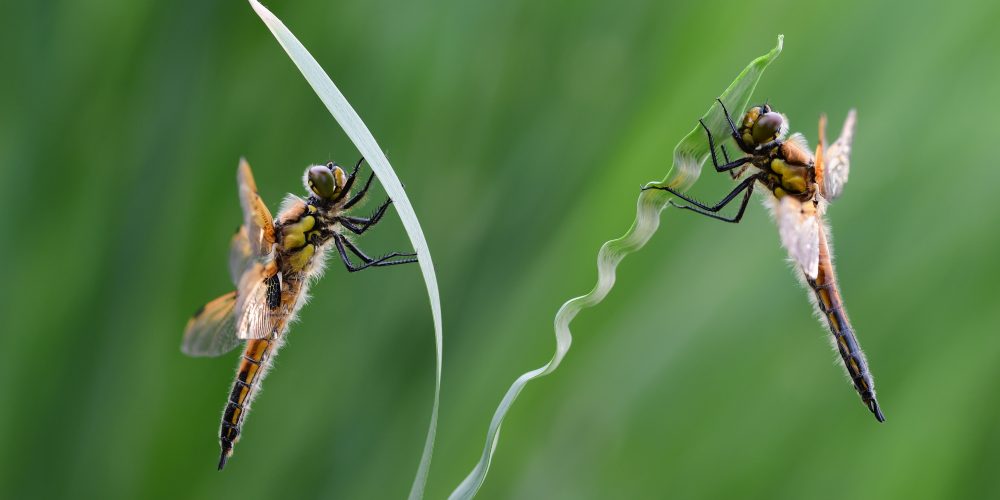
[248,2,442,499]
[450,36,783,499]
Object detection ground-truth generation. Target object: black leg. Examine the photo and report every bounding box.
[344,171,376,209]
[699,119,752,173]
[721,145,749,179]
[650,174,756,212]
[336,198,392,235]
[333,234,417,272]
[716,98,750,152]
[333,158,365,203]
[755,139,783,154]
[670,179,757,224]
[645,175,758,224]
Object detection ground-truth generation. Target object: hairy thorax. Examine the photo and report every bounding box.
[756,140,816,200]
[275,198,336,276]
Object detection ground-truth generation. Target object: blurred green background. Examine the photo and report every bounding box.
[3,0,999,498]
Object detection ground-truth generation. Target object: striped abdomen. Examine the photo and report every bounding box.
[807,226,885,422]
[218,335,284,469]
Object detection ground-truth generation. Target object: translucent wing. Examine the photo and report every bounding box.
[182,291,241,357]
[229,225,255,286]
[769,195,820,279]
[235,262,285,340]
[819,109,856,201]
[238,158,276,257]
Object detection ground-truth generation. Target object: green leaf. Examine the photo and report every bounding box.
[449,35,783,500]
[248,2,442,499]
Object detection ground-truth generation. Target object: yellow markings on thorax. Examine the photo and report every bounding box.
[280,205,326,273]
[281,215,316,251]
[280,204,323,272]
[287,244,316,271]
[770,158,808,194]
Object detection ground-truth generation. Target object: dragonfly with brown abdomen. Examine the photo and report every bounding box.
[645,99,883,423]
[182,158,417,469]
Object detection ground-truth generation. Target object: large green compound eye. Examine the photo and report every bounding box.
[307,165,336,199]
[752,111,784,144]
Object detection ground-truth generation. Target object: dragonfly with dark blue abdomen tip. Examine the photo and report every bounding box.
[646,100,883,423]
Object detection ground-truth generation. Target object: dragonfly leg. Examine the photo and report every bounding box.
[721,145,749,179]
[716,98,752,153]
[332,158,365,203]
[699,119,751,173]
[754,138,783,154]
[646,175,757,223]
[344,170,376,209]
[336,198,393,235]
[333,233,417,272]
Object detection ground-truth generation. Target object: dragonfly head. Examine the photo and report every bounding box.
[740,104,788,148]
[305,163,347,202]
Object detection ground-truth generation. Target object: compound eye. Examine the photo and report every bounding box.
[331,166,346,191]
[752,111,784,144]
[307,165,336,199]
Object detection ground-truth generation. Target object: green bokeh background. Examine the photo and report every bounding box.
[3,1,999,499]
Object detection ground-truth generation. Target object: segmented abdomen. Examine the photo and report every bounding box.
[218,335,284,469]
[806,226,884,422]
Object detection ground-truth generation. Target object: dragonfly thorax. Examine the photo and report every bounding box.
[276,200,338,274]
[756,139,817,200]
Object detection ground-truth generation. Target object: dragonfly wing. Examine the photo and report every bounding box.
[821,109,856,201]
[235,262,284,340]
[771,195,820,279]
[238,158,276,257]
[229,226,255,286]
[182,291,242,357]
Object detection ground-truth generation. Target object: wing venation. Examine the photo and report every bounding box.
[821,109,856,201]
[238,159,276,257]
[182,291,241,357]
[769,195,820,279]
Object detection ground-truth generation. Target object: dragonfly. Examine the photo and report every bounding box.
[645,99,884,423]
[181,158,417,470]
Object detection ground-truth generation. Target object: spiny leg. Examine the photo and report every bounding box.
[337,198,393,235]
[333,158,365,204]
[721,145,749,180]
[342,236,416,266]
[716,98,749,152]
[344,170,376,209]
[699,119,751,173]
[755,138,783,154]
[644,174,755,212]
[671,180,756,223]
[333,233,417,272]
[644,175,758,223]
